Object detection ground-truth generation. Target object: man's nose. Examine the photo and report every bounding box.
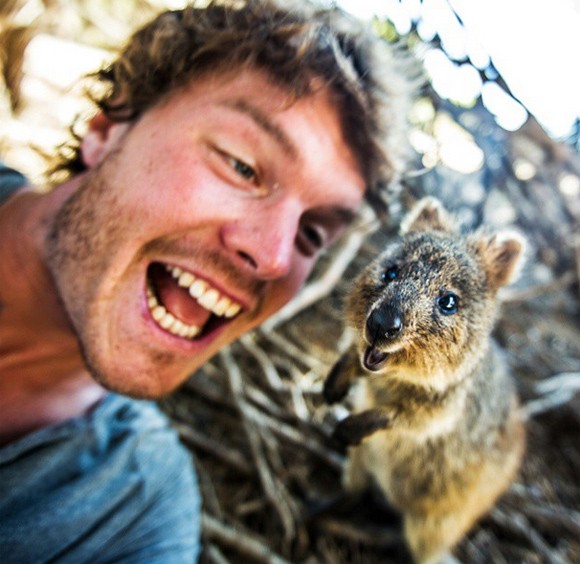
[220,199,302,280]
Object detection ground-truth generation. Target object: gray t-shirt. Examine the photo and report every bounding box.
[0,162,27,204]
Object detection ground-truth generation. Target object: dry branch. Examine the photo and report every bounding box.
[241,399,343,471]
[490,508,568,564]
[202,514,292,564]
[221,348,300,546]
[176,423,253,475]
[315,517,401,547]
[525,372,580,417]
[204,543,230,564]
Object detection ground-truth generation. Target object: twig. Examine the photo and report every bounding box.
[463,529,509,564]
[520,505,580,538]
[234,497,267,518]
[241,400,343,471]
[194,460,224,519]
[525,372,580,418]
[205,543,231,564]
[176,423,253,475]
[315,517,401,547]
[574,232,580,294]
[534,372,580,394]
[490,508,567,564]
[243,356,313,421]
[288,375,311,421]
[202,513,292,564]
[221,349,299,544]
[184,374,233,410]
[238,338,314,425]
[240,334,286,391]
[258,330,325,371]
[499,271,575,303]
[244,384,285,419]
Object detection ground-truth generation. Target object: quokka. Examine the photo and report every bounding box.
[324,197,526,564]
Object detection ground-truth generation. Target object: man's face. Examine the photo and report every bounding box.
[47,69,365,398]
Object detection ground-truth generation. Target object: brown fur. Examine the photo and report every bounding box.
[324,197,526,564]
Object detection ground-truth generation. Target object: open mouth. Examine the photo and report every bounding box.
[363,346,390,372]
[146,262,243,340]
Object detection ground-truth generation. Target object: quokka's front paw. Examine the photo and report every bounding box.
[333,409,393,445]
[323,354,355,404]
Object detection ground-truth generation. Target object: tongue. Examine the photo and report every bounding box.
[156,270,212,329]
[363,346,389,372]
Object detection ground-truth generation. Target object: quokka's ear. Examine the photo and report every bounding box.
[400,197,457,235]
[470,230,527,291]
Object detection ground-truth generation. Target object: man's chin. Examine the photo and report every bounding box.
[81,350,187,400]
[90,369,184,400]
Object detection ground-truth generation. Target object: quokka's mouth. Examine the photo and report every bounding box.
[363,346,390,372]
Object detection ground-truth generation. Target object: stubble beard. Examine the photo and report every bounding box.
[43,157,268,399]
[44,159,159,397]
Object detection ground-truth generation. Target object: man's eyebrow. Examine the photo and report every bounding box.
[221,98,297,158]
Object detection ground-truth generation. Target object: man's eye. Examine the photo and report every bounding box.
[229,157,257,182]
[296,222,326,257]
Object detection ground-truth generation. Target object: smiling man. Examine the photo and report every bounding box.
[0,0,415,561]
[45,71,367,400]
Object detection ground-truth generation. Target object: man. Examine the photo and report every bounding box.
[0,0,415,561]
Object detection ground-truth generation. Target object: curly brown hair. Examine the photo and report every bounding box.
[53,0,419,214]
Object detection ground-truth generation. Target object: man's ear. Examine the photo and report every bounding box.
[400,197,457,235]
[80,113,130,168]
[470,230,527,292]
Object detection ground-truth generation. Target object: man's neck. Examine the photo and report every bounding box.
[0,184,105,446]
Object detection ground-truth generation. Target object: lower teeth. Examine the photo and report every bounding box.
[147,282,201,339]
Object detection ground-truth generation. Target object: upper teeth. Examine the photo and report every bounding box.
[147,265,242,339]
[168,265,242,318]
[146,264,242,340]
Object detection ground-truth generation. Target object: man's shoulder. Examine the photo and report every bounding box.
[0,394,201,563]
[0,162,28,205]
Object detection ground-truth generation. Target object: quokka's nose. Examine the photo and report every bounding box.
[366,306,403,342]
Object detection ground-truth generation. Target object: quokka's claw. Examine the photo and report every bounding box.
[333,410,392,445]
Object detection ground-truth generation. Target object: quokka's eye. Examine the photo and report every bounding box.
[437,292,458,315]
[381,266,398,283]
